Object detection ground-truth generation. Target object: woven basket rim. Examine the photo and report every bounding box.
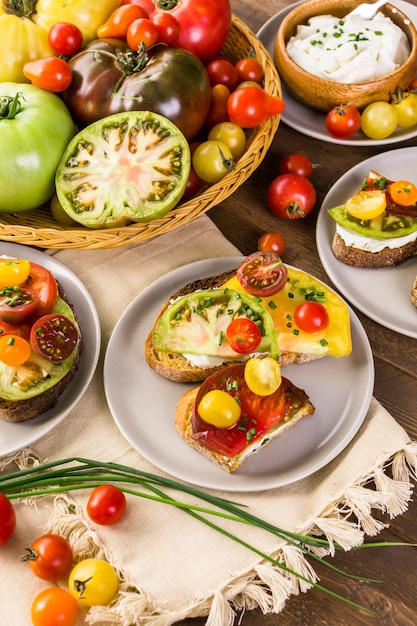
[0,14,281,250]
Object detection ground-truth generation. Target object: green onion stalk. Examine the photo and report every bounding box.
[0,456,411,614]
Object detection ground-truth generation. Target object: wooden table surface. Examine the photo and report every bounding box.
[178,1,417,624]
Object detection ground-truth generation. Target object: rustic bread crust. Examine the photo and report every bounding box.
[332,232,417,268]
[0,286,83,423]
[145,270,322,383]
[412,276,417,308]
[174,387,315,473]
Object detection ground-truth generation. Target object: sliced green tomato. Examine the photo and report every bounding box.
[55,111,191,228]
[328,205,417,239]
[345,190,386,220]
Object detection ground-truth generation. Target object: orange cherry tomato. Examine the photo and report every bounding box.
[97,4,149,39]
[31,588,78,626]
[205,84,231,130]
[23,57,72,93]
[0,334,31,366]
[388,180,417,206]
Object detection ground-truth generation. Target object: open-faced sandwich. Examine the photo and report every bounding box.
[174,359,315,473]
[0,256,82,422]
[145,251,352,383]
[328,170,417,269]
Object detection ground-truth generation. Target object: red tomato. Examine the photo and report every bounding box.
[30,314,79,363]
[278,153,314,179]
[23,534,73,581]
[237,251,288,298]
[325,104,361,138]
[0,493,16,546]
[48,22,83,56]
[227,85,285,128]
[182,167,202,201]
[152,0,231,63]
[31,588,78,626]
[0,288,39,325]
[294,302,329,333]
[258,231,286,256]
[26,263,58,317]
[206,58,239,91]
[235,57,264,84]
[97,4,149,39]
[267,174,316,220]
[151,13,180,45]
[127,17,159,49]
[23,57,72,93]
[226,318,262,354]
[0,319,32,341]
[87,485,127,526]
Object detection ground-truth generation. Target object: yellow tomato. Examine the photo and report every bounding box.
[0,258,30,288]
[0,0,120,83]
[198,389,241,428]
[244,357,282,397]
[345,190,387,220]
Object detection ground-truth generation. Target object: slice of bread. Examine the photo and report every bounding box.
[0,286,82,423]
[412,276,417,308]
[174,384,315,473]
[331,231,417,268]
[145,270,324,383]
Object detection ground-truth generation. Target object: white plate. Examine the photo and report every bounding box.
[0,243,101,457]
[257,0,417,146]
[317,147,417,338]
[104,257,374,492]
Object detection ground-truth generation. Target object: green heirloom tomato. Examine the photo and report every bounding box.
[63,40,211,141]
[0,83,76,213]
[55,110,191,228]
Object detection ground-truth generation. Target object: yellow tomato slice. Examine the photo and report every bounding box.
[244,357,282,397]
[198,389,241,428]
[345,190,386,220]
[0,258,30,289]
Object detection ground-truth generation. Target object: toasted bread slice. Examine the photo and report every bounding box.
[331,231,417,268]
[412,276,417,308]
[0,286,82,423]
[174,383,315,473]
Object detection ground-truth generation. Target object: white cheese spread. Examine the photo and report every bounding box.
[286,12,410,83]
[336,224,417,252]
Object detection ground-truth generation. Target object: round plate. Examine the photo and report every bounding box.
[104,257,374,492]
[317,147,417,338]
[257,0,417,146]
[0,243,101,457]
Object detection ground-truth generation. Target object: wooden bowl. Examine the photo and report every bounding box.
[274,0,417,112]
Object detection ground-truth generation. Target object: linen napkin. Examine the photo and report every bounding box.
[0,214,416,626]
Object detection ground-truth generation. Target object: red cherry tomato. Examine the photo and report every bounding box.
[0,288,39,325]
[182,168,202,201]
[121,0,153,14]
[31,588,78,626]
[235,57,264,84]
[226,318,262,354]
[325,104,361,138]
[227,85,285,128]
[294,302,329,333]
[205,58,239,91]
[258,231,286,256]
[23,57,72,93]
[22,534,73,581]
[237,251,288,298]
[0,493,16,546]
[48,22,83,55]
[26,263,58,317]
[30,313,79,363]
[278,153,314,179]
[97,4,149,39]
[267,174,316,220]
[151,13,179,45]
[127,17,159,49]
[87,485,127,526]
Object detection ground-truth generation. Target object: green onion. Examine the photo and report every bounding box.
[0,457,413,614]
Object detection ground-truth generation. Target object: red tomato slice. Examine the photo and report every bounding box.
[0,288,40,325]
[26,263,58,317]
[226,318,262,354]
[30,314,78,363]
[236,251,288,297]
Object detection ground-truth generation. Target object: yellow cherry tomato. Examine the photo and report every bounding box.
[198,389,241,428]
[0,258,31,289]
[244,357,282,396]
[0,335,31,366]
[68,559,119,607]
[345,190,387,220]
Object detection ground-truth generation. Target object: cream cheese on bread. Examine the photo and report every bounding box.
[336,224,417,252]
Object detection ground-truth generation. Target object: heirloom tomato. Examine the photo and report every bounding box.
[55,111,191,228]
[63,40,210,141]
[0,83,75,213]
[192,140,235,183]
[151,0,232,63]
[237,251,287,298]
[267,174,316,219]
[0,0,119,83]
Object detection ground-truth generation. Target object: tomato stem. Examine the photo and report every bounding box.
[4,0,36,17]
[0,93,22,120]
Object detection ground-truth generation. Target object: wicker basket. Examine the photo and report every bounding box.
[1,15,281,250]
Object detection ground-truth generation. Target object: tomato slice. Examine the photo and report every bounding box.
[25,263,58,317]
[0,334,31,366]
[244,357,282,396]
[0,288,40,325]
[236,251,288,297]
[30,314,79,363]
[387,180,417,213]
[226,318,262,354]
[0,258,30,289]
[345,190,387,220]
